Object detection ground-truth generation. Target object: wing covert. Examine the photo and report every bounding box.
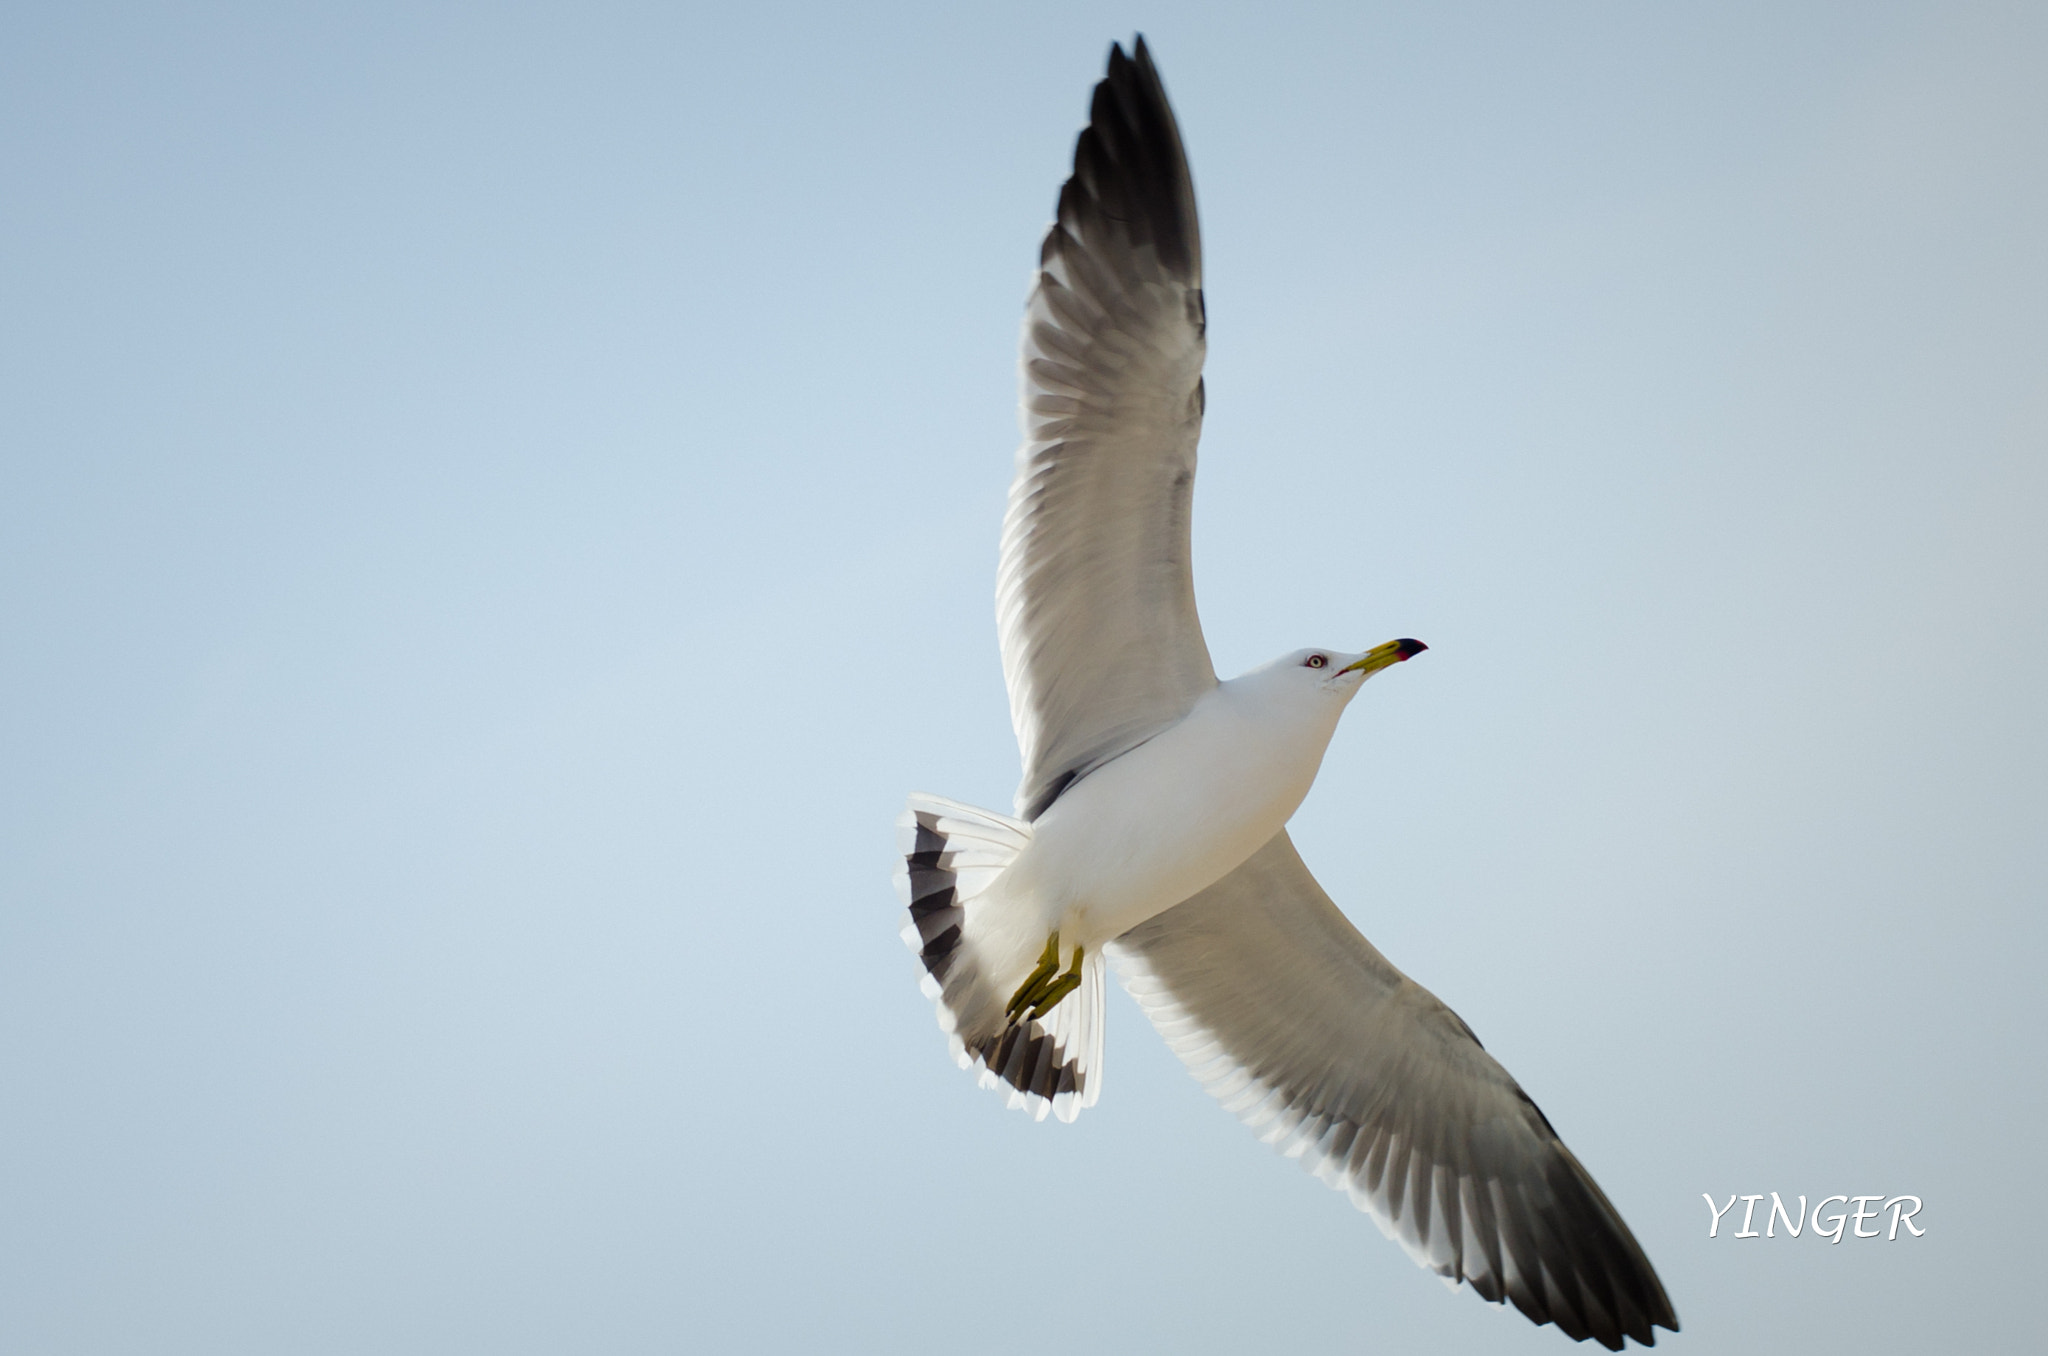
[1000,37,1216,821]
[1110,832,1679,1350]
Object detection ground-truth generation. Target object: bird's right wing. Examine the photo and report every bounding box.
[1000,38,1216,822]
[1110,831,1678,1351]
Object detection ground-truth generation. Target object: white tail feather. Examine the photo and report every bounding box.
[895,793,1104,1121]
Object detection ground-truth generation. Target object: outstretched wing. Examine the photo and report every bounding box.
[1110,832,1679,1351]
[1000,37,1216,822]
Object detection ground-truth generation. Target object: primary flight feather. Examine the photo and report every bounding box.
[895,36,1677,1350]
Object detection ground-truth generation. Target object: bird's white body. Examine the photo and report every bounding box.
[1000,657,1352,948]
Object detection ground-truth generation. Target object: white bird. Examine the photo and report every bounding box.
[896,37,1678,1350]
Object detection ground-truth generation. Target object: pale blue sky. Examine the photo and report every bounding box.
[3,2,2043,1352]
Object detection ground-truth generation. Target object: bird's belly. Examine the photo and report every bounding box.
[1011,709,1322,943]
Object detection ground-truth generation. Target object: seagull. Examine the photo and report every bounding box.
[896,36,1677,1350]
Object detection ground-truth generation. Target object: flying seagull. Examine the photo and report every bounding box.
[896,36,1677,1350]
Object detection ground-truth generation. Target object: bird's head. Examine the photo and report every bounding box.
[1281,638,1428,700]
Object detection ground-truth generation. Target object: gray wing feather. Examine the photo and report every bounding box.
[1111,831,1679,1351]
[1001,38,1216,821]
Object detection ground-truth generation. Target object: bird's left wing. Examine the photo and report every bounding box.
[1001,37,1216,822]
[1110,831,1678,1351]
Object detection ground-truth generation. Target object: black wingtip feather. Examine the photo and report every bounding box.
[1050,35,1201,287]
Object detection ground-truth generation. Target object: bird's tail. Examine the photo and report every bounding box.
[895,793,1105,1122]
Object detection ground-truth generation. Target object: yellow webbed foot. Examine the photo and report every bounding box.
[1027,943,1085,1020]
[1005,931,1063,1019]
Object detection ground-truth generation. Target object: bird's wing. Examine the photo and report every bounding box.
[1001,38,1216,822]
[1110,831,1679,1351]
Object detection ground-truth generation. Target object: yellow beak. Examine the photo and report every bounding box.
[1338,637,1428,677]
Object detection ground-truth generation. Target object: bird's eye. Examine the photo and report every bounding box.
[1306,654,1326,669]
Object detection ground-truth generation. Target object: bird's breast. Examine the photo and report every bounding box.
[1015,688,1337,941]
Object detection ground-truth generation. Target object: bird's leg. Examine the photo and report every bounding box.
[1005,932,1064,1019]
[1027,942,1085,1020]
